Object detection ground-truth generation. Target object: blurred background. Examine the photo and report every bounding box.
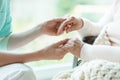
[10,0,112,80]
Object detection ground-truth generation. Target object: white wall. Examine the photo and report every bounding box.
[11,0,57,22]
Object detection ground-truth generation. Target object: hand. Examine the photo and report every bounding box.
[57,17,83,35]
[40,18,66,36]
[40,39,69,60]
[62,38,84,58]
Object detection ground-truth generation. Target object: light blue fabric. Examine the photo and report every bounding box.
[0,0,12,50]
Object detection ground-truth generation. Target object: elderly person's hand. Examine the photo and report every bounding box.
[62,38,84,58]
[57,16,83,35]
[39,18,66,36]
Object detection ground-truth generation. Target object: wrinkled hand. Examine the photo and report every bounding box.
[62,38,84,58]
[40,18,66,36]
[41,39,69,60]
[57,17,83,35]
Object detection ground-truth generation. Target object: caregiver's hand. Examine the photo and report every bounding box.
[40,18,66,36]
[57,17,83,35]
[38,39,69,60]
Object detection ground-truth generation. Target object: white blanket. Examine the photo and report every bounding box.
[53,60,120,80]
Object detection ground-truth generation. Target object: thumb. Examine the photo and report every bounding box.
[54,18,66,23]
[57,22,67,35]
[66,26,76,33]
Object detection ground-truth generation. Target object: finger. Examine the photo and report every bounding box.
[56,21,66,30]
[57,22,71,35]
[53,18,66,23]
[61,39,75,50]
[66,26,75,33]
[57,18,72,35]
[57,17,75,35]
[53,39,69,47]
[62,44,73,50]
[61,44,74,53]
[57,48,68,55]
[57,21,68,35]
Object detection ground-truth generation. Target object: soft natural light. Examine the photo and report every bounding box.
[10,0,112,80]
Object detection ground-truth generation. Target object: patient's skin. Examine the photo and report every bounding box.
[57,17,83,35]
[62,38,84,58]
[57,17,84,58]
[0,18,68,66]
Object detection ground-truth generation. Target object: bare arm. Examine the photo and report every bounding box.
[7,25,42,50]
[0,39,69,66]
[0,50,42,66]
[7,18,65,50]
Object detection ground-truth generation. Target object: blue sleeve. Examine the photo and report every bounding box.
[0,36,11,51]
[0,0,12,50]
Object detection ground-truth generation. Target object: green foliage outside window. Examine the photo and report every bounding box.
[56,0,97,16]
[56,0,75,16]
[56,0,112,17]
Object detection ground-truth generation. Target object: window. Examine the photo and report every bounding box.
[11,0,113,80]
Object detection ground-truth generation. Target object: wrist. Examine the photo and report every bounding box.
[76,42,84,58]
[78,18,84,29]
[36,23,45,35]
[34,49,46,60]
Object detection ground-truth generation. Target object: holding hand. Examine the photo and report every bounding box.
[62,38,84,58]
[39,18,66,36]
[57,17,84,35]
[39,39,69,60]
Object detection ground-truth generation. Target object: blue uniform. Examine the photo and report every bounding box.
[0,0,12,50]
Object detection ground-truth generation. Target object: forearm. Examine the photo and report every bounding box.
[81,44,120,62]
[0,50,44,66]
[7,25,43,50]
[0,52,25,66]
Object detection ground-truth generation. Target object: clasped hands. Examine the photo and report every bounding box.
[39,17,84,60]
